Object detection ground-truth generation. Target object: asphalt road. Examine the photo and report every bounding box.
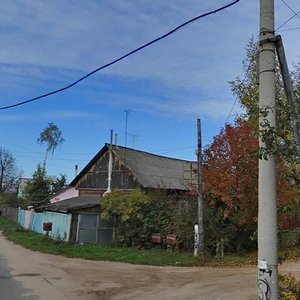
[0,253,38,300]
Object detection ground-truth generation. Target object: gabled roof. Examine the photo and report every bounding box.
[43,195,100,213]
[112,146,196,190]
[70,144,196,191]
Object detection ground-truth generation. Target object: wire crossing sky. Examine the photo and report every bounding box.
[0,0,240,111]
[0,0,299,181]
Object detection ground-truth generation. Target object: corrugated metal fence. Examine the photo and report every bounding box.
[77,213,113,244]
[18,209,71,241]
[2,207,113,244]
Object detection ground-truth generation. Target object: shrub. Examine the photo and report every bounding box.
[101,189,151,247]
[279,273,300,300]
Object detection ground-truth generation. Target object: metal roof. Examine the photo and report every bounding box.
[70,144,196,191]
[43,194,100,213]
[112,146,196,190]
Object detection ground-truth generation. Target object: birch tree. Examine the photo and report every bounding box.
[37,122,64,167]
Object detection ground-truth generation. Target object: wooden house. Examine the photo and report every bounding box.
[70,143,196,196]
[42,144,196,245]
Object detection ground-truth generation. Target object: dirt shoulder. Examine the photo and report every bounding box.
[0,233,299,300]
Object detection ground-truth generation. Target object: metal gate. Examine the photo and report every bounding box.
[77,213,113,244]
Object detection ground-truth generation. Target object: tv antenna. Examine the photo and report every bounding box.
[124,109,133,147]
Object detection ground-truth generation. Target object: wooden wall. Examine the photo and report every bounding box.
[76,151,140,192]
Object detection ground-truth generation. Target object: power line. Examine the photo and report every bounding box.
[13,153,89,162]
[276,1,300,31]
[0,138,92,160]
[277,26,300,32]
[156,145,197,155]
[0,0,241,111]
[0,138,44,154]
[226,0,300,123]
[224,55,253,123]
[225,98,238,123]
[280,0,300,21]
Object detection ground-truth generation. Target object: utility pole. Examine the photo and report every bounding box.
[106,130,113,195]
[195,118,204,257]
[258,0,278,299]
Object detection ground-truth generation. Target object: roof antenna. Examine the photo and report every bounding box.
[114,133,118,146]
[110,129,113,147]
[124,109,132,147]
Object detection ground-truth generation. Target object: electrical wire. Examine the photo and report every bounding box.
[227,0,300,122]
[225,98,239,124]
[280,0,300,21]
[275,6,300,31]
[0,0,241,111]
[157,145,197,155]
[277,26,300,32]
[225,0,300,123]
[224,55,253,123]
[13,153,89,162]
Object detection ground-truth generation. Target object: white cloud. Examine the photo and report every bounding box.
[0,110,98,122]
[0,1,259,86]
[0,0,299,120]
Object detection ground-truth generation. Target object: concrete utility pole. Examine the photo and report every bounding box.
[195,118,204,257]
[106,130,114,195]
[258,0,278,299]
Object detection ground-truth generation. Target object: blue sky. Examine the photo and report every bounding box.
[0,0,300,183]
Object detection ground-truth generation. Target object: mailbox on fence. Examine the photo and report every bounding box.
[165,234,177,245]
[151,233,162,244]
[43,222,52,232]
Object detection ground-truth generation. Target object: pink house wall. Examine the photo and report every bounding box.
[49,187,79,203]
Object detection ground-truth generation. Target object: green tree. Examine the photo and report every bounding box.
[203,119,295,252]
[229,38,300,234]
[0,147,22,194]
[0,193,24,208]
[24,164,51,207]
[292,63,300,101]
[52,174,67,194]
[37,122,65,166]
[24,166,67,208]
[204,200,236,256]
[229,38,298,161]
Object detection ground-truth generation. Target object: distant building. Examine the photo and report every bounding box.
[17,178,32,199]
[48,186,79,203]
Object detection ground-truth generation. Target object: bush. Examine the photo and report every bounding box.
[279,231,300,248]
[101,189,198,250]
[279,273,300,300]
[0,193,26,208]
[101,189,151,247]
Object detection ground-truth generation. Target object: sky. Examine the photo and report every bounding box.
[0,0,300,183]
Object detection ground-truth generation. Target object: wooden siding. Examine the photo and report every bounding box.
[78,189,106,196]
[76,151,140,191]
